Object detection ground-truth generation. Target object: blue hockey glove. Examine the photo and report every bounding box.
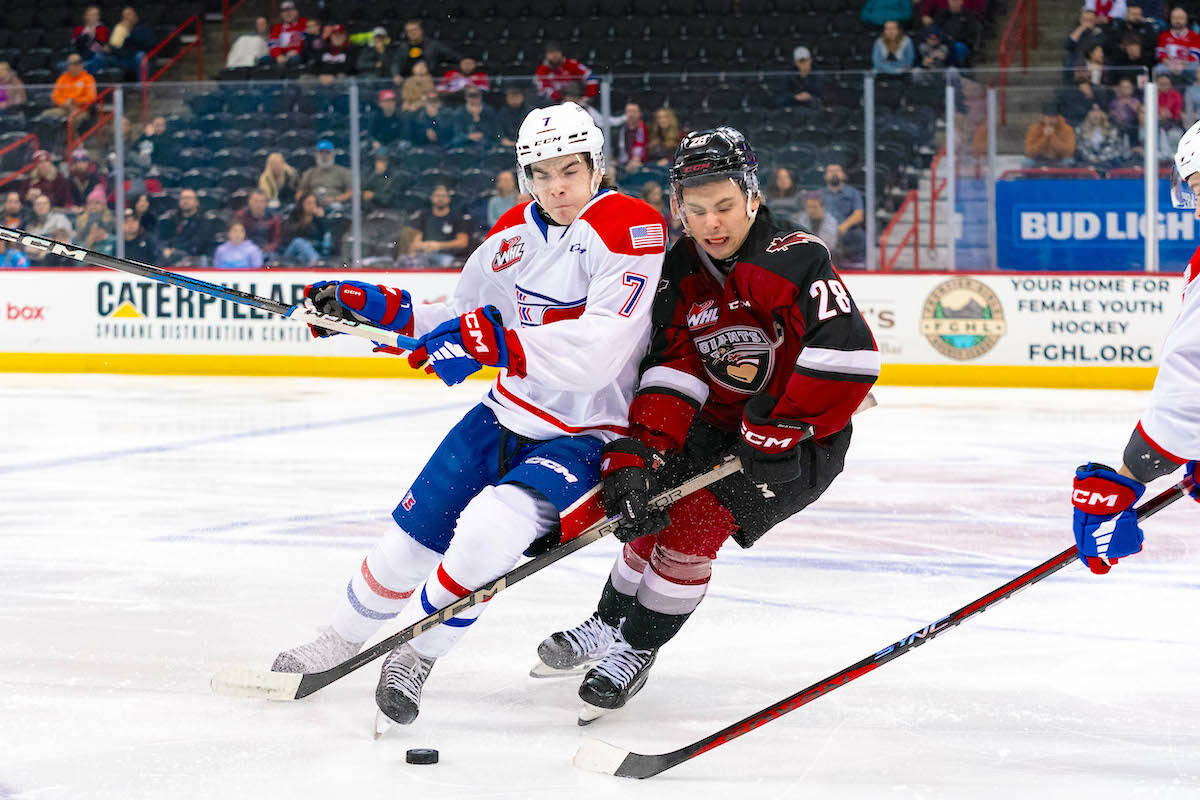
[1187,461,1200,502]
[407,306,526,387]
[303,281,412,338]
[1071,463,1146,575]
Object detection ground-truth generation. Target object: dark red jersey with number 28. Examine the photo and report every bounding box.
[628,208,880,451]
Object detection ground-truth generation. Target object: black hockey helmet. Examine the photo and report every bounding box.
[669,126,760,231]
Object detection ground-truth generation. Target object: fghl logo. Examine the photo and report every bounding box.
[920,277,1006,360]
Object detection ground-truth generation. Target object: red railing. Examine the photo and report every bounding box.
[997,0,1040,126]
[141,15,205,119]
[878,189,919,271]
[928,146,948,253]
[0,133,41,189]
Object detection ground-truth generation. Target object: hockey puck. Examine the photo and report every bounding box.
[406,748,439,765]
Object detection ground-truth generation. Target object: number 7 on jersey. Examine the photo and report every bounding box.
[619,272,649,317]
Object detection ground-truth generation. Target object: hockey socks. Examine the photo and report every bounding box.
[332,530,439,644]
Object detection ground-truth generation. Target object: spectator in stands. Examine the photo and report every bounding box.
[66,149,104,209]
[357,27,393,78]
[616,103,649,170]
[934,0,982,65]
[226,17,270,69]
[3,191,28,229]
[1084,44,1113,86]
[457,89,498,147]
[497,87,531,147]
[24,151,72,209]
[400,61,435,111]
[410,93,458,147]
[235,190,282,257]
[916,0,986,26]
[299,19,327,66]
[43,55,97,133]
[132,115,168,167]
[1112,4,1159,53]
[560,82,619,130]
[766,167,804,224]
[918,26,950,71]
[213,222,264,269]
[317,25,358,77]
[73,6,110,74]
[486,170,520,228]
[269,1,307,66]
[1064,8,1108,73]
[797,191,840,253]
[280,192,332,265]
[408,184,470,267]
[785,47,822,108]
[1110,75,1143,133]
[258,152,299,209]
[1087,0,1128,23]
[821,163,865,265]
[1024,107,1077,166]
[362,150,397,211]
[0,62,26,110]
[535,42,599,101]
[1075,102,1132,167]
[160,189,214,266]
[26,194,73,262]
[1112,32,1157,76]
[872,21,916,74]
[438,56,490,101]
[1157,71,1184,121]
[109,7,156,81]
[639,181,679,242]
[0,237,30,268]
[1155,6,1200,82]
[131,193,155,236]
[72,187,112,241]
[298,140,352,210]
[392,19,457,79]
[1058,68,1113,126]
[646,107,683,166]
[369,89,408,151]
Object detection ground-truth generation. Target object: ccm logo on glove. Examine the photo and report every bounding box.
[464,310,490,355]
[1071,479,1138,513]
[739,423,799,452]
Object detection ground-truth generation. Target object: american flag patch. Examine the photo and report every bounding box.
[629,224,665,249]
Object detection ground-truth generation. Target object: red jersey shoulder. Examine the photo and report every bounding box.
[580,192,666,256]
[745,225,834,289]
[486,200,533,239]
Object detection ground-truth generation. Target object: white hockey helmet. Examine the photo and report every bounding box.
[1173,119,1200,209]
[515,102,606,199]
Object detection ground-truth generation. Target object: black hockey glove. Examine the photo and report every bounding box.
[735,392,814,484]
[600,438,670,543]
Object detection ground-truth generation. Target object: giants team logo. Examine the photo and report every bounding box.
[693,325,775,394]
[766,230,830,256]
[491,236,524,271]
[686,299,719,329]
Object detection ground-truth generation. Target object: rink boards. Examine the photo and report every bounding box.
[0,269,1186,388]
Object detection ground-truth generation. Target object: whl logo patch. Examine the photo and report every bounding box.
[686,299,719,330]
[491,236,524,271]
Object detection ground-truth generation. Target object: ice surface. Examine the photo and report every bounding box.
[1,375,1196,799]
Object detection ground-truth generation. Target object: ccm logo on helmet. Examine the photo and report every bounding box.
[464,311,489,353]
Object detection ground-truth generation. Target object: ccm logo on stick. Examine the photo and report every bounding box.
[0,228,88,261]
[6,303,45,320]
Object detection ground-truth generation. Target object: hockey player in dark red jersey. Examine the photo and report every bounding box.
[532,127,881,723]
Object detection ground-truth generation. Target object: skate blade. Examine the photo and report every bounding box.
[374,710,396,740]
[529,661,593,679]
[210,666,302,700]
[577,701,613,726]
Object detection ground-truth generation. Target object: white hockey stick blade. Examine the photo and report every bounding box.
[210,666,302,701]
[573,739,631,775]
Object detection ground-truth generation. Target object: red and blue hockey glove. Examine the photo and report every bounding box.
[407,306,527,387]
[600,438,670,543]
[303,281,412,339]
[1187,461,1200,502]
[735,392,814,484]
[1071,463,1147,575]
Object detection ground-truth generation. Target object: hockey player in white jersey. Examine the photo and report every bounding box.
[271,102,666,727]
[1071,120,1200,572]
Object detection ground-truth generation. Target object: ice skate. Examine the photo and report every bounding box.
[270,626,361,673]
[576,630,656,725]
[530,613,618,678]
[374,642,436,731]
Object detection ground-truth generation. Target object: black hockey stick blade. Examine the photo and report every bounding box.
[211,458,744,700]
[574,475,1193,779]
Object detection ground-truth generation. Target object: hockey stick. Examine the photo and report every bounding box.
[574,474,1194,779]
[210,456,746,701]
[0,225,420,350]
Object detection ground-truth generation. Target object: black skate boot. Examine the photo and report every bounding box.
[374,642,436,735]
[531,613,618,678]
[576,630,656,725]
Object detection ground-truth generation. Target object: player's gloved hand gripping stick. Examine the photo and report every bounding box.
[0,226,422,351]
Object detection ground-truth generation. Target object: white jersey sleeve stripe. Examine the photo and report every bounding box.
[640,365,710,405]
[795,346,882,377]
